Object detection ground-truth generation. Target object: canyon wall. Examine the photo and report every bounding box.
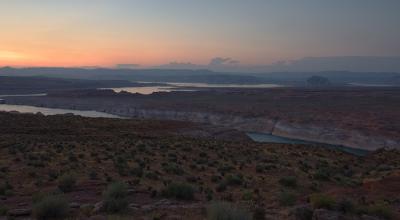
[76,105,400,151]
[4,98,399,151]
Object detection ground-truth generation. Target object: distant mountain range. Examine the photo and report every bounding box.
[0,66,399,86]
[154,56,400,73]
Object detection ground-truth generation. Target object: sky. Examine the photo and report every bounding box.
[0,0,400,68]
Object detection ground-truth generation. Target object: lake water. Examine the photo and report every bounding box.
[106,82,284,95]
[165,82,284,88]
[0,93,47,98]
[0,104,123,119]
[107,86,196,95]
[348,83,394,87]
[247,132,369,156]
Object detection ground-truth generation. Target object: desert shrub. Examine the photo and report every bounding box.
[279,191,296,206]
[253,207,266,220]
[80,204,94,217]
[33,195,69,220]
[89,170,98,180]
[207,201,252,220]
[255,165,264,173]
[58,173,76,192]
[242,191,253,201]
[130,166,143,177]
[162,163,184,175]
[337,198,354,213]
[103,182,129,213]
[357,203,393,219]
[211,175,220,183]
[144,171,159,180]
[47,170,59,181]
[0,181,13,196]
[162,182,194,200]
[216,182,227,192]
[310,194,336,210]
[313,168,331,181]
[292,205,313,220]
[32,192,51,204]
[225,174,243,186]
[279,176,297,188]
[0,205,8,216]
[365,203,394,220]
[205,188,214,201]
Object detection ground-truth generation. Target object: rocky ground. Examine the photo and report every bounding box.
[0,112,399,219]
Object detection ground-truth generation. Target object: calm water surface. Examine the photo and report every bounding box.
[247,132,369,156]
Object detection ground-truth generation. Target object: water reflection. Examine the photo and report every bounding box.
[0,104,122,118]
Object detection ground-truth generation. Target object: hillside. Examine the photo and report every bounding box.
[0,112,399,219]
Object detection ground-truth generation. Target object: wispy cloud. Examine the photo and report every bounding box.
[209,57,239,66]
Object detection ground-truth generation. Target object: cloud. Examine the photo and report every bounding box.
[209,57,239,66]
[154,62,202,69]
[115,64,140,69]
[155,57,241,70]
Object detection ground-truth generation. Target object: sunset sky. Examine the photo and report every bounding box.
[1,0,399,67]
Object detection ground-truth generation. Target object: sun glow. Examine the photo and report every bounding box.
[0,51,26,61]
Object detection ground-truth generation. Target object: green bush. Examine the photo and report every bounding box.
[103,182,129,213]
[162,182,194,200]
[57,173,76,192]
[279,191,296,206]
[310,194,336,210]
[33,195,69,220]
[366,203,394,220]
[279,176,297,188]
[207,201,252,220]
